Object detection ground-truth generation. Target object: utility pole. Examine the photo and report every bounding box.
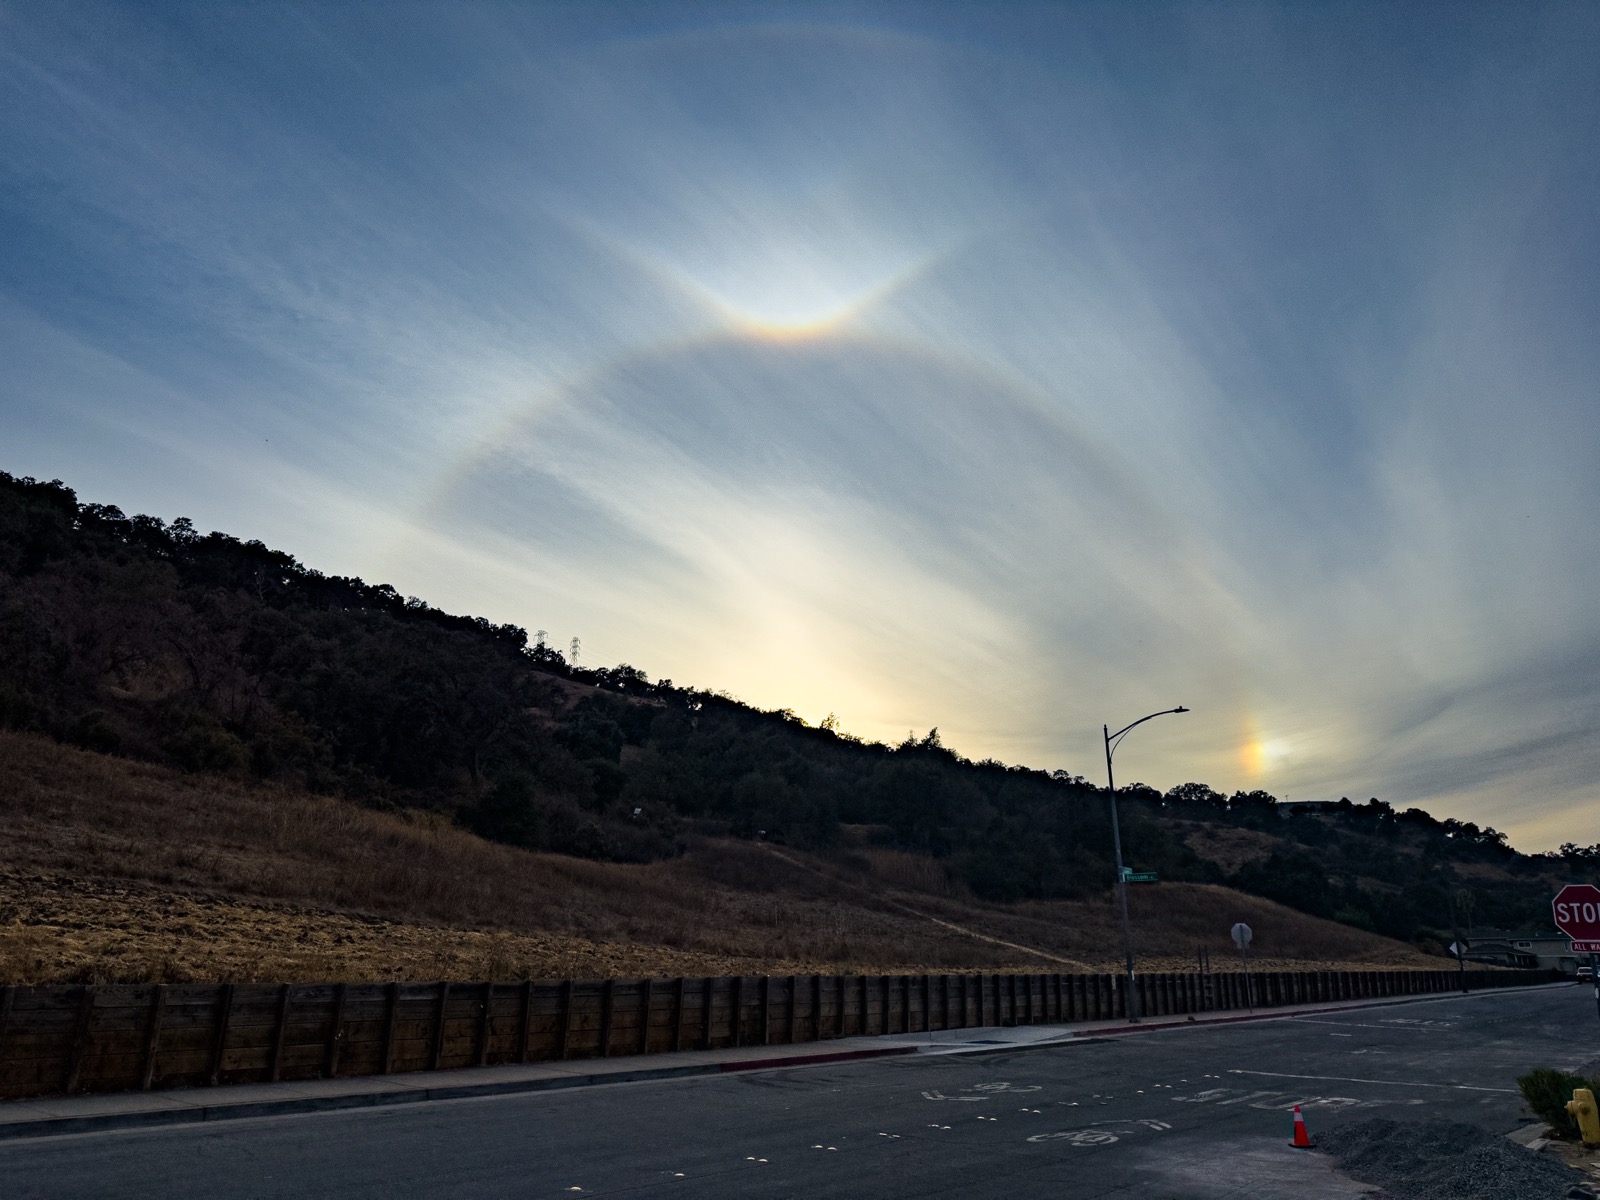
[1103,707,1189,1023]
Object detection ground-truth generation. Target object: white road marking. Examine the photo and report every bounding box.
[923,1081,1041,1101]
[1172,1087,1421,1110]
[1030,1129,1120,1146]
[1029,1119,1172,1146]
[1228,1069,1514,1093]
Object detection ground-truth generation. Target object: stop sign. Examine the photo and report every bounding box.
[1553,884,1600,952]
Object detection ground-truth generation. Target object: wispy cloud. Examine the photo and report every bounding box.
[3,3,1598,845]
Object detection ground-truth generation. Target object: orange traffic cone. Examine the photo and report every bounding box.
[1289,1105,1313,1149]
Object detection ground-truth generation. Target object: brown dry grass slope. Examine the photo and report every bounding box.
[0,732,1443,984]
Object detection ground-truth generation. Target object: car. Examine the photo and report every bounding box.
[1578,966,1594,981]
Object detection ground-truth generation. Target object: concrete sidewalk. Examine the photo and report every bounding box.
[0,980,1565,1141]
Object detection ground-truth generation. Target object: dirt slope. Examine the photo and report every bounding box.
[0,732,1444,984]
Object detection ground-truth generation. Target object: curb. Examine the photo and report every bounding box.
[719,1045,917,1073]
[926,980,1569,1058]
[0,1045,917,1142]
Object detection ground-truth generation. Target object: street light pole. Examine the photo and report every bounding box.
[1104,706,1189,1023]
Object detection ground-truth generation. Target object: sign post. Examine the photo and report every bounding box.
[1448,941,1468,994]
[1551,885,1600,1021]
[1232,922,1254,1012]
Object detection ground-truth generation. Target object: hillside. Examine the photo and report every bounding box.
[1,468,1593,953]
[0,732,1438,984]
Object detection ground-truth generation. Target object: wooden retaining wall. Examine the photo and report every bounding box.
[0,967,1554,1101]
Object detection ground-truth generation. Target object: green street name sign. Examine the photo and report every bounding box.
[1119,869,1159,884]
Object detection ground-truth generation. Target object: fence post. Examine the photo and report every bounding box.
[559,980,575,1058]
[270,984,293,1082]
[702,978,715,1050]
[62,985,97,1094]
[638,979,653,1056]
[139,984,167,1091]
[475,982,493,1066]
[787,975,799,1044]
[326,983,349,1077]
[0,986,11,1059]
[730,977,743,1047]
[430,982,451,1070]
[670,978,685,1053]
[381,982,400,1073]
[209,983,235,1086]
[813,974,823,1040]
[599,980,615,1057]
[518,981,534,1063]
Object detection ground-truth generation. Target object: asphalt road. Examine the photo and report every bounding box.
[2,984,1593,1199]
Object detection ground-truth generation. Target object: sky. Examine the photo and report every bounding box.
[3,3,1598,850]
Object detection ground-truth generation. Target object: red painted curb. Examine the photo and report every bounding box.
[719,1045,919,1073]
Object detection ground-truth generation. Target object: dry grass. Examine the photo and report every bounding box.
[0,732,1444,984]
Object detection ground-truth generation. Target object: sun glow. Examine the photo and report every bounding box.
[1239,729,1290,781]
[687,256,932,343]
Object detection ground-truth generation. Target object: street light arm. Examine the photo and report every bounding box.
[1106,707,1189,761]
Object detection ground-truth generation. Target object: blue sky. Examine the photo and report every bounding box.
[3,3,1598,848]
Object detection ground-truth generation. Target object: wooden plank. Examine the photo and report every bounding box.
[759,976,771,1046]
[139,985,168,1091]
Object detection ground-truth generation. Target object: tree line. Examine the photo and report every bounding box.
[0,471,1580,942]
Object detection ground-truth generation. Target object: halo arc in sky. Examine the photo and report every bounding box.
[1,3,1597,846]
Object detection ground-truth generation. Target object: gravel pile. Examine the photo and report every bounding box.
[1316,1118,1587,1200]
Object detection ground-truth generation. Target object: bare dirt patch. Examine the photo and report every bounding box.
[1178,823,1287,872]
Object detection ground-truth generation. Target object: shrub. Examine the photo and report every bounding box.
[1517,1067,1600,1139]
